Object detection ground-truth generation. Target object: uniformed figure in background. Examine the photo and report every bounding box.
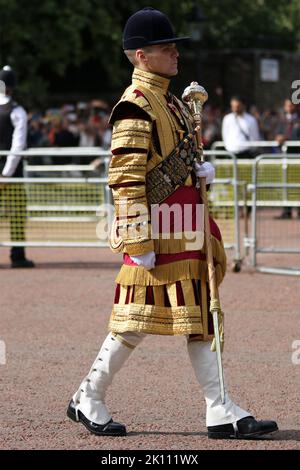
[0,66,34,268]
[67,8,278,439]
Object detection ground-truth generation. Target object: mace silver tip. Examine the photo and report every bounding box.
[182,82,208,105]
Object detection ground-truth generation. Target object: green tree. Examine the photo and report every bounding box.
[199,0,300,49]
[0,0,299,106]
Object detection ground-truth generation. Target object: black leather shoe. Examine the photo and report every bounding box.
[66,400,126,436]
[11,259,35,268]
[207,416,278,439]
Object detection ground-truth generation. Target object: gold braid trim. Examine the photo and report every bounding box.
[124,239,155,256]
[113,197,149,217]
[109,166,147,185]
[108,115,153,255]
[108,304,203,336]
[132,69,170,92]
[134,84,178,157]
[114,186,146,200]
[109,153,147,168]
[111,118,152,151]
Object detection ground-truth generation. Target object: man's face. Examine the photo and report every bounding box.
[284,99,296,114]
[230,99,244,115]
[141,43,179,77]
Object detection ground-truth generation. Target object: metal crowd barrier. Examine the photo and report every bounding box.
[0,176,110,247]
[204,150,243,271]
[209,144,300,204]
[211,140,281,152]
[22,147,111,177]
[250,154,300,276]
[0,149,111,247]
[0,149,244,271]
[211,140,300,153]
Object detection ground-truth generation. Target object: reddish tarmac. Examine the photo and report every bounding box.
[0,247,299,450]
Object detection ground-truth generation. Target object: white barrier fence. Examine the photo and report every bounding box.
[0,149,243,270]
[249,154,300,276]
[1,146,300,275]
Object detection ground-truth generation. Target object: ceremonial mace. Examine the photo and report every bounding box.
[182,82,225,404]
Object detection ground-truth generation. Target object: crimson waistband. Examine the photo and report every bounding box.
[123,251,210,266]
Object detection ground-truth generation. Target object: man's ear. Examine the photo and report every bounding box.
[136,49,147,65]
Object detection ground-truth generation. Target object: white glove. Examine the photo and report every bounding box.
[130,251,156,270]
[194,161,215,184]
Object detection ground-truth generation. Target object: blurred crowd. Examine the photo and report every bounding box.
[27,99,112,151]
[202,98,300,150]
[27,97,300,154]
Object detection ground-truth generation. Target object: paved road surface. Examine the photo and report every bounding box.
[0,248,299,450]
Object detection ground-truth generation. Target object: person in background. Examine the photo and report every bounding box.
[222,96,260,157]
[78,121,96,148]
[275,99,299,147]
[0,65,34,268]
[275,99,300,219]
[88,100,112,170]
[53,117,79,148]
[27,114,49,148]
[255,108,280,142]
[202,105,222,149]
[89,99,112,149]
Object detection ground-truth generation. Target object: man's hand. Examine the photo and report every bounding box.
[194,161,215,184]
[130,251,156,270]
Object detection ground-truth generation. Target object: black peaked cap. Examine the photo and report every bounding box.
[123,7,190,50]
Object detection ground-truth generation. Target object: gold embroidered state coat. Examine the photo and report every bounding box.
[107,68,226,339]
